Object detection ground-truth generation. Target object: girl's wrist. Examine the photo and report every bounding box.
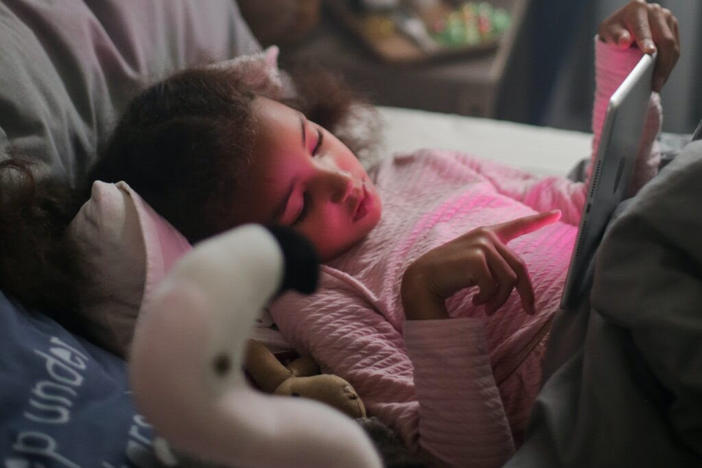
[401,267,448,320]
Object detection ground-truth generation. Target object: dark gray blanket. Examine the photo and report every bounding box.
[507,140,702,467]
[0,0,259,185]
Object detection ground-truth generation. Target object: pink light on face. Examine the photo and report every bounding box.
[242,96,382,262]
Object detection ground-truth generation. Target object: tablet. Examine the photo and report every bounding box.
[560,52,656,309]
[691,118,702,142]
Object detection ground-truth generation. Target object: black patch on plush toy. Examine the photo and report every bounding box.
[212,354,231,376]
[267,225,319,295]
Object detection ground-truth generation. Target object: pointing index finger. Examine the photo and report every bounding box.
[492,210,561,243]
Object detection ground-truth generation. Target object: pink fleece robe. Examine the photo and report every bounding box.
[269,41,662,467]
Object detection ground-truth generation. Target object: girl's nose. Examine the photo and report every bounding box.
[314,168,353,204]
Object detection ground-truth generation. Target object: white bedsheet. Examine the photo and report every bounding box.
[377,107,592,176]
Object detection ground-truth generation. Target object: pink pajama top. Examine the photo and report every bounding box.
[269,41,661,467]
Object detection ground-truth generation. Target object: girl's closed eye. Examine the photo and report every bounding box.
[312,128,324,156]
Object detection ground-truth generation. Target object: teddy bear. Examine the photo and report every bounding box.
[245,339,366,419]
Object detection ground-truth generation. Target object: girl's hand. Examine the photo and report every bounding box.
[401,210,561,321]
[598,0,680,92]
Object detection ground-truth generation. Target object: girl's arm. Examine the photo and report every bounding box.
[270,270,526,467]
[403,318,515,467]
[397,212,560,466]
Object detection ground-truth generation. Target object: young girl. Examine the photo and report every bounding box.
[0,1,679,467]
[261,5,677,466]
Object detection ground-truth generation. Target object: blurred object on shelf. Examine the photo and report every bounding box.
[431,2,511,47]
[327,0,512,63]
[360,0,401,10]
[361,15,396,40]
[392,7,440,53]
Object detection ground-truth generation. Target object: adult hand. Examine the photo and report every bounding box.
[598,0,680,92]
[400,210,561,320]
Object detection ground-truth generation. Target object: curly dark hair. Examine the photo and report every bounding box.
[0,60,377,331]
[90,62,375,242]
[88,66,259,242]
[0,156,86,331]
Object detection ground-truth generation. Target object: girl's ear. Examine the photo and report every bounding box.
[207,46,296,100]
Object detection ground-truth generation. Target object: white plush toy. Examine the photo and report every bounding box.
[129,224,382,468]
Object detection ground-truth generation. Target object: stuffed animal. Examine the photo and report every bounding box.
[129,224,381,468]
[245,339,366,419]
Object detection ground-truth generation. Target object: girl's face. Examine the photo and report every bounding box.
[232,96,382,262]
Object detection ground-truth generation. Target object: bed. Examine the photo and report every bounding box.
[377,106,589,177]
[2,1,700,466]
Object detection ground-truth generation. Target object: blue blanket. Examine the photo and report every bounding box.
[0,292,157,467]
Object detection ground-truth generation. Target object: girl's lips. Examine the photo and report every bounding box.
[353,186,370,222]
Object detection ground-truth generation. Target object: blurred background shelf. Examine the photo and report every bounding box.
[281,0,529,118]
[324,0,511,64]
[243,0,701,133]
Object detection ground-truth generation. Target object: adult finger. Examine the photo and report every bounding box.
[626,5,656,54]
[667,11,679,46]
[491,210,561,243]
[492,239,536,314]
[599,23,634,49]
[649,6,679,91]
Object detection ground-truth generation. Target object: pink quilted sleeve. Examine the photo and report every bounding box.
[269,279,422,447]
[450,156,588,225]
[404,318,515,468]
[271,285,514,467]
